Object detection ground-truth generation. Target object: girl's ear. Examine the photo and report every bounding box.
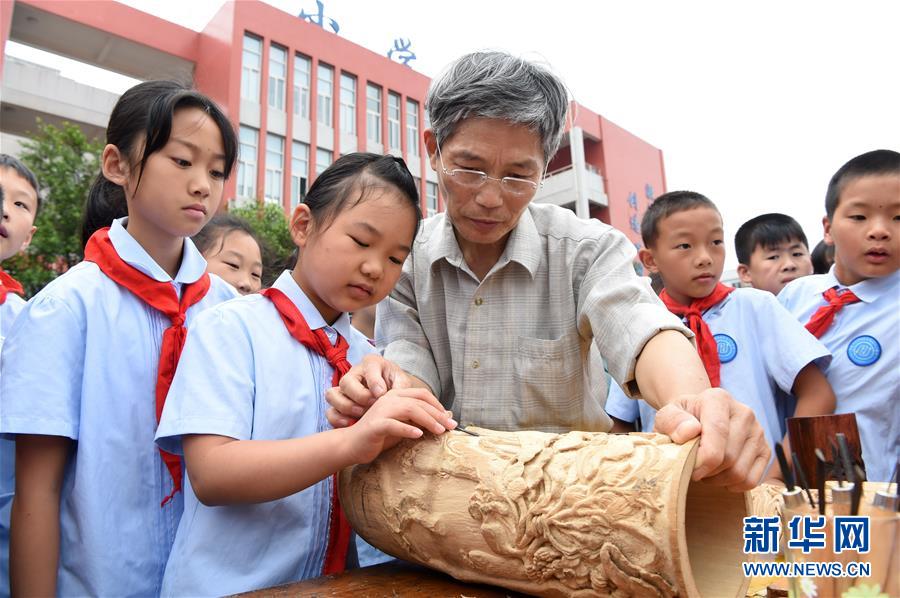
[290,203,314,249]
[101,144,131,187]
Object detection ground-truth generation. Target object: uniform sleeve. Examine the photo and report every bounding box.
[757,291,832,393]
[0,295,85,439]
[155,306,256,455]
[575,228,691,397]
[377,262,442,397]
[604,381,640,423]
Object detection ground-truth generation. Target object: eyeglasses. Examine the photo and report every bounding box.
[436,144,542,197]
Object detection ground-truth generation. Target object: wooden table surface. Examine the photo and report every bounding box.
[237,560,528,597]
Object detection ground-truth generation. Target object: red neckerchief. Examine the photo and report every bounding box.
[659,283,735,387]
[261,286,352,575]
[0,267,24,304]
[805,286,861,338]
[84,228,210,506]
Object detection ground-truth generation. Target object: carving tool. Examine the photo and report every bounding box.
[815,449,827,515]
[850,465,864,516]
[792,451,815,509]
[455,424,479,437]
[775,442,795,491]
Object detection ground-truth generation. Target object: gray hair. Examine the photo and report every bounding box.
[425,51,570,165]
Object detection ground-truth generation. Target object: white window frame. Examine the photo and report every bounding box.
[340,73,357,135]
[291,141,309,208]
[426,181,438,217]
[406,99,419,157]
[265,134,284,204]
[294,54,311,119]
[267,44,287,111]
[316,148,333,175]
[366,83,382,144]
[387,92,401,150]
[237,126,258,199]
[317,63,334,127]
[241,34,262,102]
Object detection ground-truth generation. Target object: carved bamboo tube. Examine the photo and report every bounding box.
[340,430,751,598]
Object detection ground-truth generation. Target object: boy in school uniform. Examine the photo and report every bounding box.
[606,191,835,463]
[779,149,900,482]
[0,155,40,598]
[735,213,814,295]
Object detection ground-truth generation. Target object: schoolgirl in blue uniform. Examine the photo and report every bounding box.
[155,153,455,597]
[0,80,239,596]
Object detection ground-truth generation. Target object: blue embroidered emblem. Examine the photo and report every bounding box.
[847,335,881,366]
[715,333,738,363]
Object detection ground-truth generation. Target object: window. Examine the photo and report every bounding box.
[265,134,284,204]
[316,148,332,175]
[291,141,309,208]
[366,83,382,144]
[339,73,357,135]
[388,92,401,150]
[268,44,287,110]
[294,54,311,119]
[426,182,438,217]
[241,34,262,101]
[406,99,419,157]
[317,63,333,127]
[237,126,258,199]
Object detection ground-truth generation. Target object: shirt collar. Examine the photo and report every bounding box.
[108,217,208,284]
[271,270,353,338]
[809,266,899,304]
[423,205,541,278]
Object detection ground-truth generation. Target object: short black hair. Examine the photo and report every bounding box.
[810,240,835,275]
[734,213,808,265]
[640,190,719,248]
[192,213,262,256]
[825,149,900,219]
[0,153,41,216]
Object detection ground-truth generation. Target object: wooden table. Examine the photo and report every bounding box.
[237,560,528,597]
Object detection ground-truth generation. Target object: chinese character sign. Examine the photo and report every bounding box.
[388,38,416,67]
[299,0,340,33]
[743,516,781,554]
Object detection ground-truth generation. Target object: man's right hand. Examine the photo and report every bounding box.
[325,354,415,428]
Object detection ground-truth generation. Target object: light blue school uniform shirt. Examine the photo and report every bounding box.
[156,270,377,597]
[778,268,900,482]
[0,292,26,598]
[605,288,831,450]
[0,217,237,597]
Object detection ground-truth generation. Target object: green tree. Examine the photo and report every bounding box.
[230,202,295,287]
[5,121,103,296]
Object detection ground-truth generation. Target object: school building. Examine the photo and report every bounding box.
[0,0,666,249]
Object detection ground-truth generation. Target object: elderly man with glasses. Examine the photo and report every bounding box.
[327,51,770,491]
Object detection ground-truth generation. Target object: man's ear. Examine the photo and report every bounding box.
[639,248,659,274]
[290,203,313,249]
[423,129,438,173]
[736,263,753,285]
[101,144,131,187]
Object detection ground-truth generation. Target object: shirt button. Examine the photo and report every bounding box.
[472,359,480,369]
[474,297,483,306]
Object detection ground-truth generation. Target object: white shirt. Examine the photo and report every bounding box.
[377,203,689,432]
[606,288,831,450]
[0,292,25,598]
[779,268,900,482]
[156,270,376,597]
[0,217,237,596]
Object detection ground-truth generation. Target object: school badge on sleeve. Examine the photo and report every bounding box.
[846,335,881,366]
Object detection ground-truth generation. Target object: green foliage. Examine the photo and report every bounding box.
[230,202,295,287]
[4,120,102,297]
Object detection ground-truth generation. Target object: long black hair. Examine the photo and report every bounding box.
[81,80,237,247]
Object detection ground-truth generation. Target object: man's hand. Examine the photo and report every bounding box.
[653,388,771,492]
[325,354,414,428]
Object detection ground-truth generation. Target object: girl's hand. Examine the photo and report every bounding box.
[346,388,456,464]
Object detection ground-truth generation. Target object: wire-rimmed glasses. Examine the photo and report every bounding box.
[436,144,543,197]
